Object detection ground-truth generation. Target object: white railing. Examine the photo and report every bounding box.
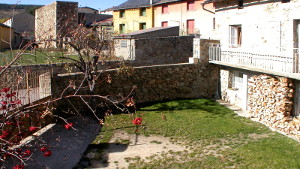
[209,44,299,74]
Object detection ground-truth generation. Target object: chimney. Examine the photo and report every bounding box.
[150,0,153,5]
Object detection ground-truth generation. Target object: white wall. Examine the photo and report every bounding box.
[215,0,300,54]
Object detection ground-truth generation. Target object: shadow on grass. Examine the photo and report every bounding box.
[138,99,234,116]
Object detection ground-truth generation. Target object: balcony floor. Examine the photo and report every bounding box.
[209,60,300,81]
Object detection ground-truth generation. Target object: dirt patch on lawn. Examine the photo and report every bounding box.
[85,130,187,169]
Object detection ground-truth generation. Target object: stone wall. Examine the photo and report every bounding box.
[135,36,194,64]
[35,1,78,48]
[51,63,219,113]
[114,36,194,64]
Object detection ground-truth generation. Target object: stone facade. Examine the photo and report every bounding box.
[51,63,219,113]
[114,36,194,64]
[35,1,78,48]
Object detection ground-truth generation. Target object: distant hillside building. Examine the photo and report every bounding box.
[35,1,78,48]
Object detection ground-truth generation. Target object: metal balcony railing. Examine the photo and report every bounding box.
[209,44,300,74]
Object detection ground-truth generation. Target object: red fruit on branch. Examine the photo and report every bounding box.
[64,123,73,130]
[40,146,47,152]
[1,101,7,105]
[23,149,32,156]
[29,126,38,132]
[13,164,24,169]
[1,88,10,93]
[43,150,52,157]
[132,117,142,125]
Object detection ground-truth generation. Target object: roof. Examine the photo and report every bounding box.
[91,18,113,26]
[78,13,112,26]
[153,0,183,5]
[202,0,225,4]
[4,12,35,33]
[113,0,161,10]
[78,6,98,14]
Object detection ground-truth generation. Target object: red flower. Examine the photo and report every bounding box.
[64,123,73,130]
[40,146,47,152]
[29,126,38,132]
[132,117,142,125]
[43,150,52,157]
[13,164,24,169]
[1,88,10,93]
[23,149,31,156]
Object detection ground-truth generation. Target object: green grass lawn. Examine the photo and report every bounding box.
[0,49,76,66]
[90,99,300,168]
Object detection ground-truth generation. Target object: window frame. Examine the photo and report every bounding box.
[187,1,195,11]
[119,24,125,34]
[161,21,168,27]
[119,10,125,18]
[139,23,147,30]
[140,8,147,16]
[162,5,168,14]
[229,25,242,48]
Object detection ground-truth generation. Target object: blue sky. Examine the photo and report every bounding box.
[3,0,127,11]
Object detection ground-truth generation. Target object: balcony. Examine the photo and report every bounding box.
[208,44,300,79]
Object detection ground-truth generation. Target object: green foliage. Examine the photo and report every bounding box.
[0,50,77,66]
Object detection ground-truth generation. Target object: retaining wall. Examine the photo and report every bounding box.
[51,63,220,113]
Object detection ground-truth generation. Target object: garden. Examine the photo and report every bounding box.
[76,99,300,168]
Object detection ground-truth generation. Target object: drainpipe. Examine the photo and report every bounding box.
[202,3,215,14]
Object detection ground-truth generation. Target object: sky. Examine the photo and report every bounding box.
[2,0,127,11]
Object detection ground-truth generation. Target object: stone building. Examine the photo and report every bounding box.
[35,1,78,48]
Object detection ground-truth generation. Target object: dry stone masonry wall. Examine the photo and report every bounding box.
[248,75,300,139]
[51,63,219,113]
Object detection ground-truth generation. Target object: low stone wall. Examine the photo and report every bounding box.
[51,63,219,113]
[248,75,300,140]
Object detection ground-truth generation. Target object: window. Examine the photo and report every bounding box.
[140,8,146,16]
[119,10,125,18]
[229,71,243,90]
[187,19,195,34]
[282,0,290,3]
[187,1,195,10]
[213,18,216,30]
[162,5,168,14]
[229,25,242,47]
[238,0,243,9]
[120,40,127,48]
[119,24,125,34]
[161,21,168,27]
[139,23,146,30]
